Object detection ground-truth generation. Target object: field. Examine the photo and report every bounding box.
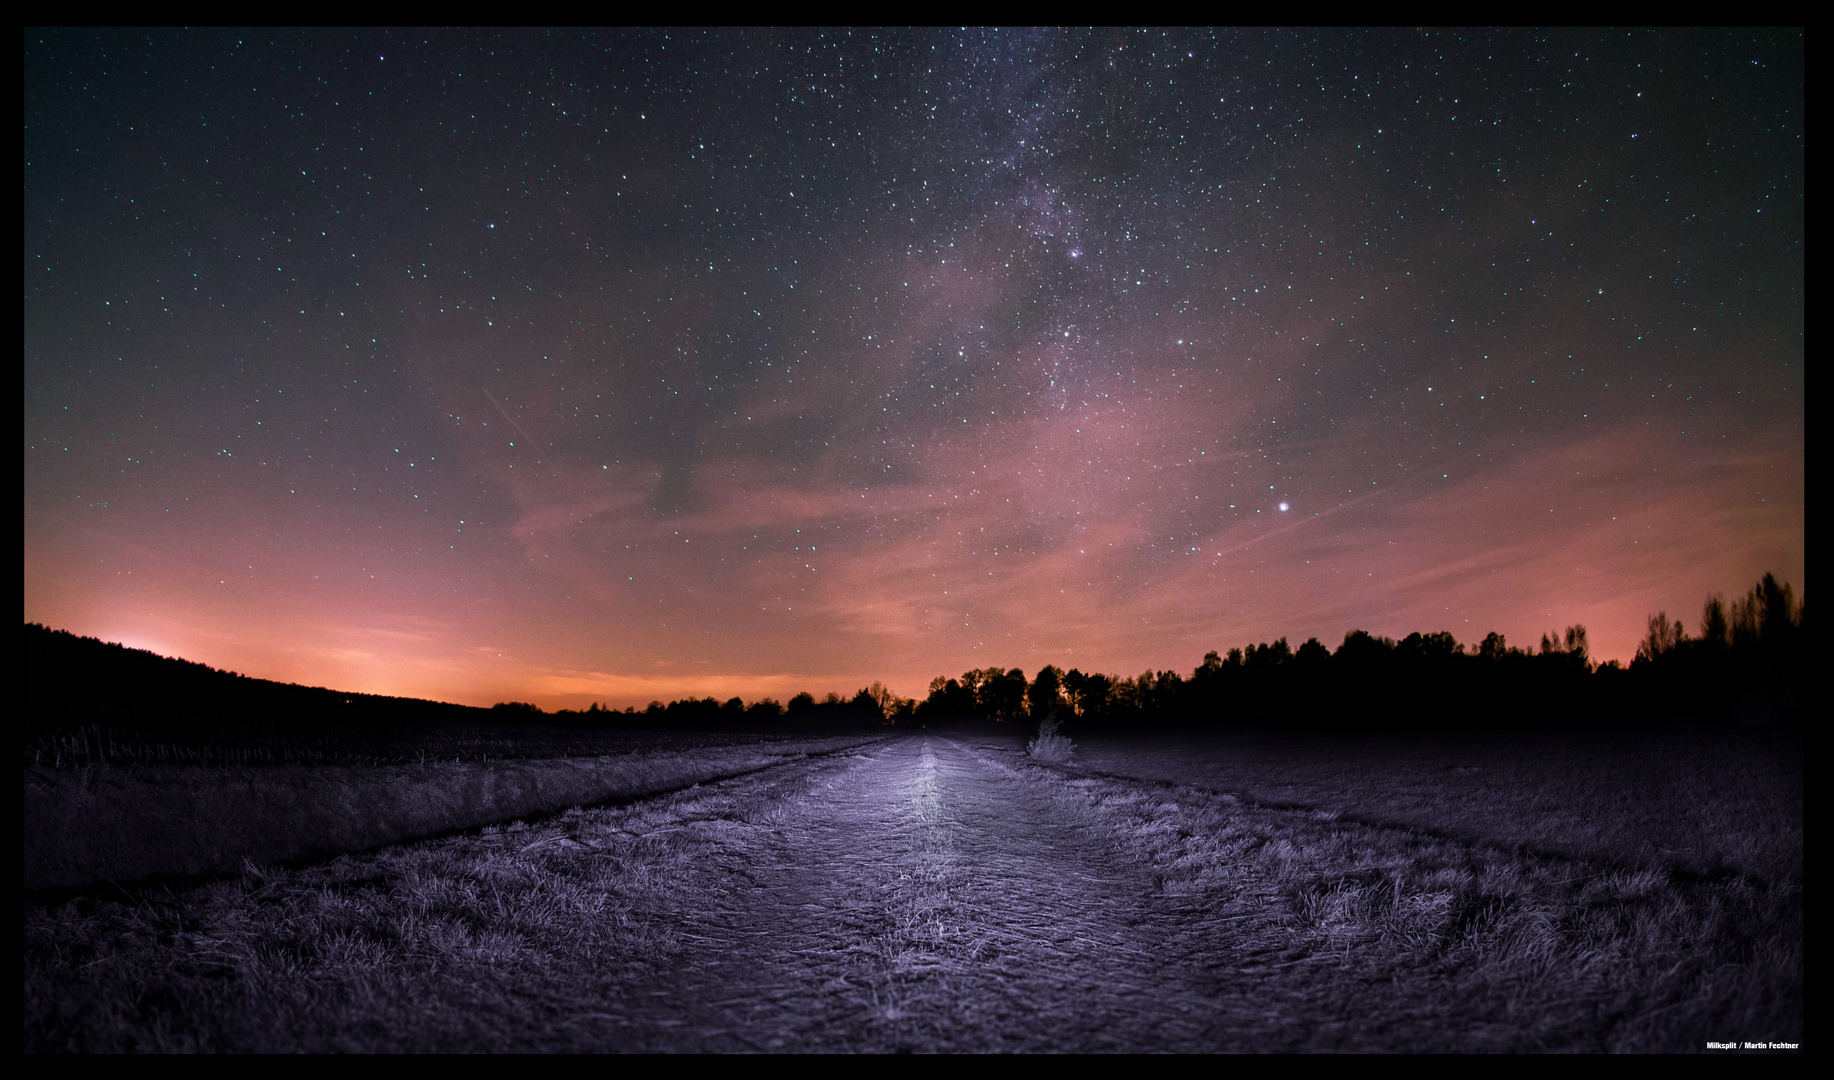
[27,715,825,771]
[24,729,1800,1052]
[1065,724,1803,885]
[25,734,882,892]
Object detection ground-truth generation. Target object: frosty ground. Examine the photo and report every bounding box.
[25,734,1800,1052]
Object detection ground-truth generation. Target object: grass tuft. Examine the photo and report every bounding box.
[1026,713,1075,764]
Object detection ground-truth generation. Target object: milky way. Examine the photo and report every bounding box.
[24,29,1803,707]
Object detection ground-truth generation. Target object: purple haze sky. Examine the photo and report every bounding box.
[25,29,1803,708]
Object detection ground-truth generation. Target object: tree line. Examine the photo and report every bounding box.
[23,572,1802,744]
[552,573,1802,734]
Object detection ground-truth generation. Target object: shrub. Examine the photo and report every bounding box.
[1027,711,1074,763]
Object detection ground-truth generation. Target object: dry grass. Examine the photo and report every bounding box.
[1025,714,1074,764]
[25,736,882,892]
[24,735,1800,1052]
[24,758,851,1052]
[1004,739,1801,1051]
[26,720,813,771]
[1065,726,1803,885]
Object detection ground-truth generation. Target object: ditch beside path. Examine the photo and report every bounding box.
[568,735,1407,1052]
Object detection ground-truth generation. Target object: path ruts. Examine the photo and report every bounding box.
[559,735,1387,1052]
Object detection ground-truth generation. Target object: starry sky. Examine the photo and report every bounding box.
[24,28,1803,709]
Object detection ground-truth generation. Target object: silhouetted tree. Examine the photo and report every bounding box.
[1335,630,1395,668]
[1700,595,1732,650]
[1061,669,1112,720]
[1294,637,1331,671]
[979,668,1028,722]
[1027,665,1064,719]
[1732,573,1801,649]
[1127,669,1184,715]
[1244,638,1292,673]
[1537,625,1592,674]
[1397,631,1461,665]
[1636,612,1687,664]
[918,676,974,720]
[958,668,990,703]
[1565,624,1590,663]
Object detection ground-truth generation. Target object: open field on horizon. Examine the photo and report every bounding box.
[26,717,857,771]
[1061,725,1803,887]
[25,733,1801,1052]
[25,735,885,892]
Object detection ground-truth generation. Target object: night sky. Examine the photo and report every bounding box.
[24,29,1803,709]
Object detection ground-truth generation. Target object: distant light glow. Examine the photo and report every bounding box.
[21,29,1804,707]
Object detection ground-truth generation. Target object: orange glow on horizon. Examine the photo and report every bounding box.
[26,422,1802,712]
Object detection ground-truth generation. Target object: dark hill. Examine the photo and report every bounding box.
[25,623,490,738]
[21,624,694,768]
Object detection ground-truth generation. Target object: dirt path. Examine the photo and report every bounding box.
[553,735,1376,1052]
[31,733,1791,1051]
